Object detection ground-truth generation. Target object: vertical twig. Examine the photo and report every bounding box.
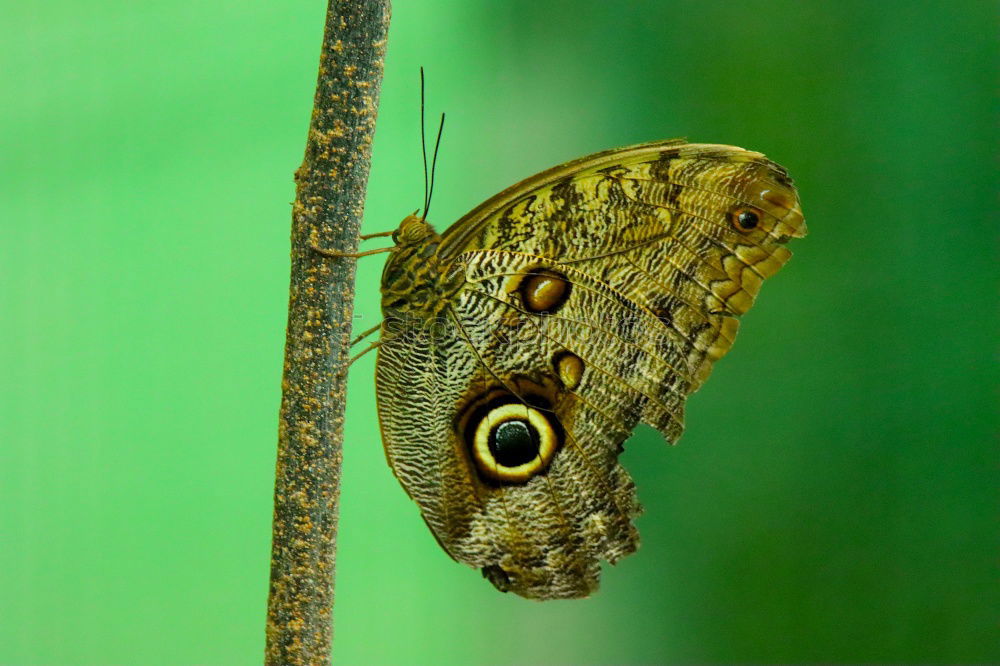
[266,1,390,664]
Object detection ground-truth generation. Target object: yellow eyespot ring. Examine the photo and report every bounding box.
[470,403,559,483]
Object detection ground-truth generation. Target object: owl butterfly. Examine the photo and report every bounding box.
[368,139,805,600]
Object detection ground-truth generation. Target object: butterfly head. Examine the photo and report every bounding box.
[391,213,437,246]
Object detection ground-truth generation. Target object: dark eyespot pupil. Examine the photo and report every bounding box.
[489,420,539,467]
[737,210,759,229]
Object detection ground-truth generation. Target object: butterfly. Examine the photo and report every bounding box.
[357,139,805,600]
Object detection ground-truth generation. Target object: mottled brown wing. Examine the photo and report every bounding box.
[376,140,805,599]
[439,140,806,388]
[376,253,663,599]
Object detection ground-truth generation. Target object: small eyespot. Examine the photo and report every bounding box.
[519,269,570,314]
[391,229,400,243]
[552,351,584,391]
[731,208,760,231]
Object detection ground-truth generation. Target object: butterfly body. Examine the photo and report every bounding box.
[379,220,456,320]
[374,140,805,599]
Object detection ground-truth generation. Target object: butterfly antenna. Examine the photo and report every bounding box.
[424,112,446,220]
[419,67,430,218]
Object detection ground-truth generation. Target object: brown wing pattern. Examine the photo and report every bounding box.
[440,140,806,388]
[375,141,805,599]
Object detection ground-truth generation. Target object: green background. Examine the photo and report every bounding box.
[2,1,996,664]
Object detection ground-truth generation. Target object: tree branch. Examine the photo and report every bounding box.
[265,2,390,664]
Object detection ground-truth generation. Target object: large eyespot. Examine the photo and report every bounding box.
[730,207,761,231]
[469,402,560,483]
[519,269,570,314]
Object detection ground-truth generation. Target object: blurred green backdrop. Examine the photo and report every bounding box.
[2,1,996,664]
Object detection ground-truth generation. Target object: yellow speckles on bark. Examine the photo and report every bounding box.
[295,516,314,533]
[268,1,389,663]
[329,119,347,139]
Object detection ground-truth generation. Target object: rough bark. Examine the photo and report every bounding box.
[265,1,390,663]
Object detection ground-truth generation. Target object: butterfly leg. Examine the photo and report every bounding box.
[359,230,395,240]
[332,340,381,377]
[312,244,393,259]
[351,323,382,347]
